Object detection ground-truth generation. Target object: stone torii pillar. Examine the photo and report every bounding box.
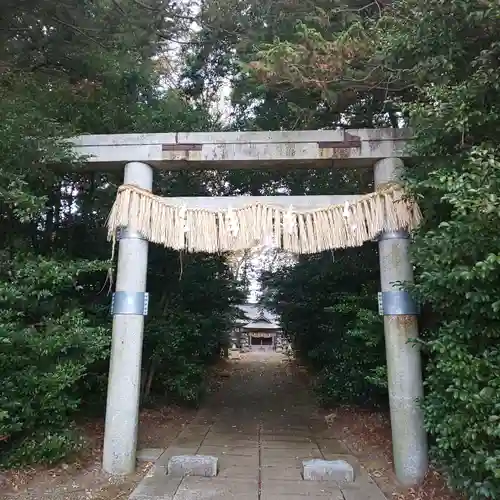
[102,161,153,475]
[375,158,428,486]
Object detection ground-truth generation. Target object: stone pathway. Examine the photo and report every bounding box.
[130,352,386,500]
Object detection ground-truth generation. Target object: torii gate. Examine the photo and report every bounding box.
[72,128,427,486]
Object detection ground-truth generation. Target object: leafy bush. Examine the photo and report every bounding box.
[0,1,235,470]
[262,246,387,408]
[409,147,500,498]
[142,313,223,407]
[315,293,386,407]
[140,250,243,407]
[0,255,110,466]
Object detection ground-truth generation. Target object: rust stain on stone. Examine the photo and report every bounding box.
[331,147,352,159]
[317,132,361,150]
[162,144,203,151]
[391,315,419,341]
[318,132,361,159]
[162,150,202,161]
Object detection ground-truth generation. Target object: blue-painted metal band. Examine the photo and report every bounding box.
[378,230,409,241]
[381,291,418,315]
[111,291,149,316]
[117,227,146,240]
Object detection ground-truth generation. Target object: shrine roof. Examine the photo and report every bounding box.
[242,320,281,331]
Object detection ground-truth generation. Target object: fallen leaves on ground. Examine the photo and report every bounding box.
[322,406,463,500]
[2,405,194,499]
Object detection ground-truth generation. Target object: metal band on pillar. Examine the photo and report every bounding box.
[112,228,149,317]
[377,228,417,316]
[377,230,409,241]
[111,291,149,316]
[117,227,146,241]
[378,291,418,316]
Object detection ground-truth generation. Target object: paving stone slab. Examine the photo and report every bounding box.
[210,424,259,435]
[170,435,206,448]
[179,428,211,436]
[129,473,182,500]
[217,453,257,469]
[261,447,323,461]
[260,493,344,500]
[260,439,318,450]
[217,462,259,479]
[261,493,344,500]
[173,477,258,500]
[260,463,303,481]
[341,485,387,500]
[132,354,390,500]
[302,458,355,482]
[260,479,344,497]
[167,455,218,477]
[201,437,258,447]
[137,448,166,462]
[260,425,311,433]
[316,438,351,455]
[197,444,258,457]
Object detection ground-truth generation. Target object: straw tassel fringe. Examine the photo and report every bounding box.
[107,184,422,254]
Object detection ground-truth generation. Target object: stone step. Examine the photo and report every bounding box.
[167,455,219,477]
[302,458,355,483]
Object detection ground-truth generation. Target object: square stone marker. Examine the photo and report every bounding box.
[157,447,200,467]
[167,455,218,477]
[129,474,182,500]
[302,458,355,483]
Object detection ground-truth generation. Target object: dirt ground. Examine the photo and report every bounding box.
[2,356,460,500]
[318,406,461,500]
[2,405,196,500]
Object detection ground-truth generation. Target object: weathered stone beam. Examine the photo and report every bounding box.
[69,128,411,170]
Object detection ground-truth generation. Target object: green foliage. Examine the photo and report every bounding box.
[375,0,500,496]
[262,247,387,408]
[0,255,109,466]
[407,145,500,498]
[188,0,407,129]
[144,314,220,406]
[0,0,235,470]
[142,251,244,407]
[316,293,386,406]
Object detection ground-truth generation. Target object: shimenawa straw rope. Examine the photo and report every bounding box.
[106,184,422,254]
